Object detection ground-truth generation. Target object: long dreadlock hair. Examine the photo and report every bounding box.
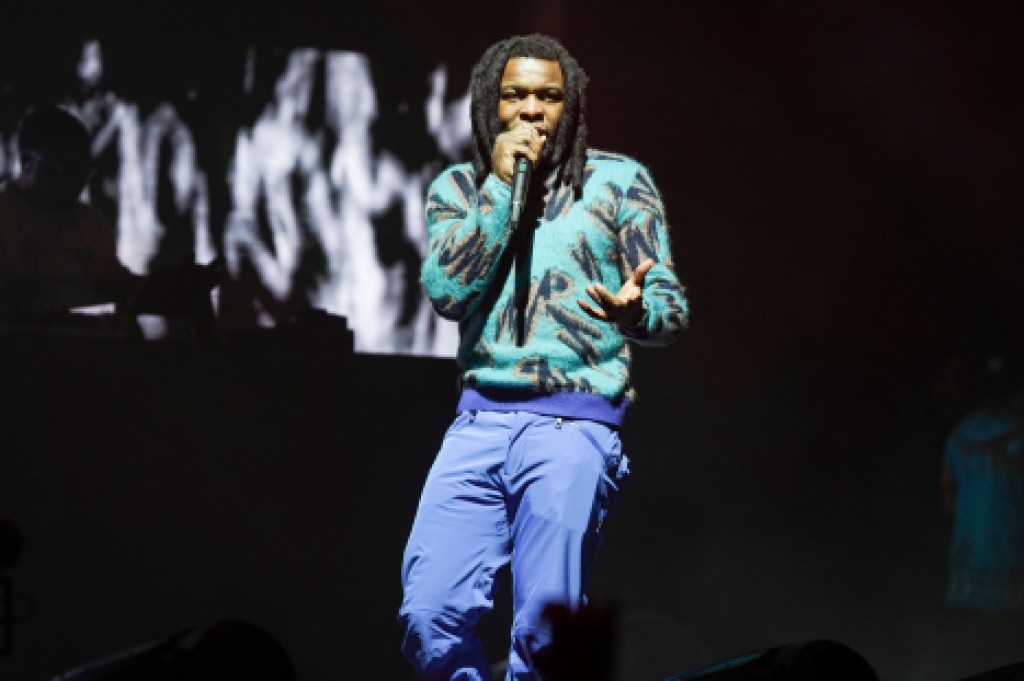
[469,34,588,197]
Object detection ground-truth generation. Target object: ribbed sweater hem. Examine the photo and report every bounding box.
[457,386,629,427]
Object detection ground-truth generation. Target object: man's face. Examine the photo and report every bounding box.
[498,57,565,162]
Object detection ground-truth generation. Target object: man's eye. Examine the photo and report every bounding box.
[542,92,564,103]
[501,91,521,101]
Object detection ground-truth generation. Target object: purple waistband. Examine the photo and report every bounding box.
[457,386,629,427]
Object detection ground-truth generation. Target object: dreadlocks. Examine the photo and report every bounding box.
[469,34,588,196]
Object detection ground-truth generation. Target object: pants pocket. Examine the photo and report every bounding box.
[564,420,629,534]
[566,420,630,491]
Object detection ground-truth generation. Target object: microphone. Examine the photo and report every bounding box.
[510,155,532,229]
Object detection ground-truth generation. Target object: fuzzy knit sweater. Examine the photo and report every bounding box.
[421,149,688,425]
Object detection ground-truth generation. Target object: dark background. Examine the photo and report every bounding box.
[3,1,1023,679]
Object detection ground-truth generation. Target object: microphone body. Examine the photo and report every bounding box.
[510,155,532,228]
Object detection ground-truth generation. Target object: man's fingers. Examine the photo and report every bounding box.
[512,121,540,140]
[583,281,648,326]
[632,259,655,287]
[577,298,608,321]
[493,126,543,181]
[509,142,539,164]
[509,125,539,148]
[510,123,544,156]
[588,284,622,310]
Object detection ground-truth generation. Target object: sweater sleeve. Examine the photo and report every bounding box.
[615,164,689,346]
[421,167,515,321]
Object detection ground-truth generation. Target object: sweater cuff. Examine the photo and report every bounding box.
[480,173,513,227]
[618,299,651,340]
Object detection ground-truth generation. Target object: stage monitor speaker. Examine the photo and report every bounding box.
[961,662,1024,681]
[663,639,878,681]
[51,620,295,681]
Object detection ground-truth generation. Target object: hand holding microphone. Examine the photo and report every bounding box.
[493,122,547,228]
[492,121,546,185]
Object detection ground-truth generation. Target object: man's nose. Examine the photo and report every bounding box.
[520,95,543,118]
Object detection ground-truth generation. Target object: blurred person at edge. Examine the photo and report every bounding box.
[941,353,1024,666]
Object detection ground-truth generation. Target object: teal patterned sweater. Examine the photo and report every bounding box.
[422,150,687,420]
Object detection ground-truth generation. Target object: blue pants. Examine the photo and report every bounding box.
[399,410,629,680]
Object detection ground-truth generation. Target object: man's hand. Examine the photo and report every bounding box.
[491,122,545,185]
[577,258,654,328]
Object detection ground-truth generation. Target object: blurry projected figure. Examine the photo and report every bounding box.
[225,47,469,354]
[116,100,213,275]
[319,51,405,352]
[941,357,1024,613]
[420,64,470,354]
[71,39,214,278]
[321,54,468,354]
[225,47,322,323]
[72,39,121,226]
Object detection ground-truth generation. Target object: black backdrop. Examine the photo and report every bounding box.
[2,1,1024,679]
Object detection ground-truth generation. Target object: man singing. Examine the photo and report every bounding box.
[399,34,687,680]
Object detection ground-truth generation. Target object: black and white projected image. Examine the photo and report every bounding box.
[75,40,216,279]
[0,39,470,355]
[223,47,469,354]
